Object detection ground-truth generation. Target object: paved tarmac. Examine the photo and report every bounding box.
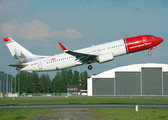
[0,104,168,109]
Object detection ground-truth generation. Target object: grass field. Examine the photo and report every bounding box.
[1,96,168,119]
[0,96,168,105]
[0,107,168,120]
[91,107,168,120]
[0,108,51,120]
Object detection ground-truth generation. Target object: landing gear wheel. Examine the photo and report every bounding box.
[148,51,152,55]
[88,64,92,70]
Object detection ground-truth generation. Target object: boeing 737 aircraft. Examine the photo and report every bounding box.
[4,35,163,72]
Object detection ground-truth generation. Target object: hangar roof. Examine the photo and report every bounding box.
[92,63,168,78]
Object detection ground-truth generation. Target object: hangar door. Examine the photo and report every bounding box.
[92,78,114,95]
[115,72,140,95]
[0,80,1,93]
[163,72,168,95]
[142,68,162,95]
[0,79,6,95]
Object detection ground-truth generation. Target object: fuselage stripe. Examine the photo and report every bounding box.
[123,39,128,54]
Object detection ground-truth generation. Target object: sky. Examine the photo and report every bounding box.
[0,0,168,79]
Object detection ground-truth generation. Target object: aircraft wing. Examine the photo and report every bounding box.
[58,42,97,64]
[66,50,97,63]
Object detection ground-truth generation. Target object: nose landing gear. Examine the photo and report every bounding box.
[148,50,152,55]
[148,47,156,55]
[88,64,93,70]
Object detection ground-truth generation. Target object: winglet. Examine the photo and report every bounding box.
[58,42,68,52]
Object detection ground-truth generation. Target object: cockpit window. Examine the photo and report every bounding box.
[151,36,156,39]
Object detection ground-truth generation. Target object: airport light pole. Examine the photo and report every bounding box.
[6,69,9,96]
[15,71,16,93]
[18,71,20,96]
[11,70,13,93]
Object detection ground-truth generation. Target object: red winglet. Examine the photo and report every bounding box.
[58,42,68,51]
[4,37,12,43]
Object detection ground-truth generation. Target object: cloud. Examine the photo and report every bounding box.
[0,0,33,18]
[1,19,82,40]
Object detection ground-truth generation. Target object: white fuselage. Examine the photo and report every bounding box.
[21,39,126,71]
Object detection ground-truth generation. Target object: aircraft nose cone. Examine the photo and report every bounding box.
[158,37,164,43]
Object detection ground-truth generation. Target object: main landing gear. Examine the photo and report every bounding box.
[88,64,93,70]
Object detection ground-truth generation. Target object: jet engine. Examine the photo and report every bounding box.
[97,53,114,63]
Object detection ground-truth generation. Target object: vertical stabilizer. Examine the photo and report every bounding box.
[4,37,48,64]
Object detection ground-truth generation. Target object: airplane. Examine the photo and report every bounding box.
[4,35,163,72]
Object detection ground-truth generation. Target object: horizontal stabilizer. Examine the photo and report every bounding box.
[8,64,28,68]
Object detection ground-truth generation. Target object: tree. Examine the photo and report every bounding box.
[14,71,31,94]
[27,72,39,93]
[39,74,51,93]
[52,71,61,93]
[73,70,80,85]
[67,69,73,85]
[60,69,68,92]
[82,71,89,85]
[19,71,29,94]
[39,74,47,93]
[46,74,51,93]
[0,71,5,73]
[80,72,83,85]
[12,69,90,94]
[27,73,33,93]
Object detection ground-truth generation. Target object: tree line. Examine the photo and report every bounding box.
[11,69,89,94]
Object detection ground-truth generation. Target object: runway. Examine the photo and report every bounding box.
[0,104,168,109]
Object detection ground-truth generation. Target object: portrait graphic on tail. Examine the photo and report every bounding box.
[13,47,29,64]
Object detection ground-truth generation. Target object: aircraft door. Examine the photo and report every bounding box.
[38,62,42,69]
[142,36,147,48]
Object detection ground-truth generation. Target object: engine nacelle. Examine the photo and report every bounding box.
[98,53,114,63]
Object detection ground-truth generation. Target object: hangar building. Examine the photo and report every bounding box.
[87,63,168,96]
[0,72,12,96]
